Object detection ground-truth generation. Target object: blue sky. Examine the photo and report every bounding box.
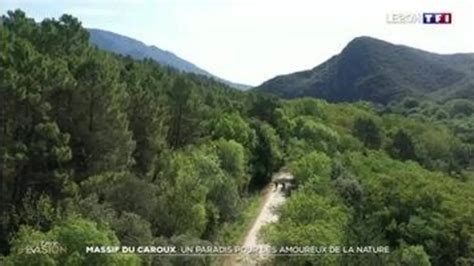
[2,0,474,86]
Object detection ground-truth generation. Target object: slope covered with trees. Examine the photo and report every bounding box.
[256,37,474,104]
[262,98,474,265]
[88,29,251,90]
[1,10,473,266]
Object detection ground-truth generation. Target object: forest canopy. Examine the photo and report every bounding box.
[0,10,473,266]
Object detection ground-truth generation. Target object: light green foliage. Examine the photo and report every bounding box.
[274,98,327,141]
[386,245,431,266]
[282,98,328,119]
[5,227,57,266]
[212,139,249,193]
[154,145,242,238]
[289,151,331,186]
[337,133,364,152]
[293,118,340,154]
[285,138,312,162]
[263,192,348,266]
[325,102,375,131]
[209,112,256,149]
[415,127,459,170]
[2,10,474,266]
[5,217,140,265]
[343,151,474,264]
[155,151,209,237]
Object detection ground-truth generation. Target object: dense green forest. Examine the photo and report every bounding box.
[1,10,473,265]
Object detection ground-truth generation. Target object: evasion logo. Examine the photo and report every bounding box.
[12,241,67,255]
[386,12,452,24]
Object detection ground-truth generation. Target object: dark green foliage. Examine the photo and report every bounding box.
[332,177,363,206]
[2,10,474,266]
[69,53,135,179]
[342,151,474,265]
[446,99,474,118]
[0,10,258,264]
[106,175,159,221]
[353,117,382,149]
[257,37,474,104]
[120,61,168,175]
[167,77,205,149]
[250,122,283,187]
[247,92,282,124]
[384,99,474,172]
[5,216,140,265]
[390,129,417,161]
[111,212,154,247]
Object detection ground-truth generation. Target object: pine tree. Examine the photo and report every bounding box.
[0,32,72,201]
[167,77,204,149]
[68,52,135,179]
[121,61,168,175]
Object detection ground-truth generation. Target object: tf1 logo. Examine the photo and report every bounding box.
[423,13,451,24]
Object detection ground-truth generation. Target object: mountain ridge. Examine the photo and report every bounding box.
[88,28,251,90]
[256,36,474,104]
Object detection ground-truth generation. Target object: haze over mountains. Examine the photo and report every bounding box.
[88,28,251,90]
[257,37,474,104]
[89,29,474,102]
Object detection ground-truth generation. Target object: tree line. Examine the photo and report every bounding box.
[1,10,473,265]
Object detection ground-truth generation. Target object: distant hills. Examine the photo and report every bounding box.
[256,37,474,104]
[88,29,251,90]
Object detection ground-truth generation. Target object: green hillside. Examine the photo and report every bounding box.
[257,37,474,104]
[1,10,473,266]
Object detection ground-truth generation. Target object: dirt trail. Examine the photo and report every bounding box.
[232,172,293,266]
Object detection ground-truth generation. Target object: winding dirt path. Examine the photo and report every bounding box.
[232,172,293,266]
